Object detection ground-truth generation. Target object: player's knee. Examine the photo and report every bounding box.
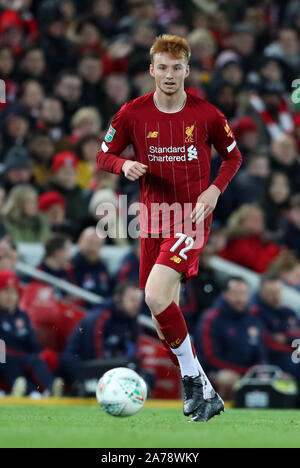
[145,291,168,315]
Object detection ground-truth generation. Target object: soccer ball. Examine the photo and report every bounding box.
[96,367,147,417]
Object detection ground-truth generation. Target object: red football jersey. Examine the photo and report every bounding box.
[97,91,242,235]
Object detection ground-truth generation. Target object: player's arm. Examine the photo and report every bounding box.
[96,104,147,181]
[209,108,242,193]
[191,108,242,224]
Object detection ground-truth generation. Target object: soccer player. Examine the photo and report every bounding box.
[96,35,242,422]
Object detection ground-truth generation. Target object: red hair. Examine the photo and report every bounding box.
[150,35,191,64]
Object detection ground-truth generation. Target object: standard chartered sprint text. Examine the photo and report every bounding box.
[148,145,198,162]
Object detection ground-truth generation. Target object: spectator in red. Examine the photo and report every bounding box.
[231,116,259,159]
[0,10,26,55]
[49,151,90,240]
[76,18,129,77]
[6,0,39,45]
[219,204,281,273]
[38,191,68,235]
[293,113,300,154]
[248,81,294,146]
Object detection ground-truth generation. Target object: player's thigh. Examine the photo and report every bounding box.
[173,282,181,306]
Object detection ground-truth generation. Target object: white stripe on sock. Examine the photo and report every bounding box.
[195,357,215,399]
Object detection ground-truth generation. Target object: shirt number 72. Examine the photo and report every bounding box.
[170,233,194,260]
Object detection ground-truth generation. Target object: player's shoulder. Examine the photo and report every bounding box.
[120,92,154,115]
[187,92,222,118]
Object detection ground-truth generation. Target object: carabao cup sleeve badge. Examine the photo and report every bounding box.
[105,125,116,143]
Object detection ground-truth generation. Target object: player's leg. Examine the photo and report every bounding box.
[145,264,203,415]
[151,280,182,368]
[152,276,216,400]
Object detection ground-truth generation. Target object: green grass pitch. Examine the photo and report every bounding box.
[0,405,300,448]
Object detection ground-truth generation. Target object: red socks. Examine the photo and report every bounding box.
[156,302,198,368]
[155,301,188,349]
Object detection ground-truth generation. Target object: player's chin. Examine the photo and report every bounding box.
[162,87,178,96]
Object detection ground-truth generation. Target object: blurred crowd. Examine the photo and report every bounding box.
[0,0,300,399]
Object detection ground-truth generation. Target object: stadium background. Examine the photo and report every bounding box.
[0,0,300,403]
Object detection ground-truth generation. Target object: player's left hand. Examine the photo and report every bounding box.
[191,185,221,224]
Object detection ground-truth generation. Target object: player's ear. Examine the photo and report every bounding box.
[149,63,155,77]
[185,65,190,78]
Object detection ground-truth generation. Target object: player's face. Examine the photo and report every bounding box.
[150,53,189,96]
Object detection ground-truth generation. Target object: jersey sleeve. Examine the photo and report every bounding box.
[208,107,242,194]
[96,103,132,174]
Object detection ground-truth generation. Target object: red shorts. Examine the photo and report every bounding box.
[139,228,211,290]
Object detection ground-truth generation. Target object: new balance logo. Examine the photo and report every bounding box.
[170,255,182,264]
[147,131,159,138]
[187,145,198,161]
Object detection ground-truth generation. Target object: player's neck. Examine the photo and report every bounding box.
[154,89,187,113]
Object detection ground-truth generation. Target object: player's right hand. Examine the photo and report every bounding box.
[122,160,148,181]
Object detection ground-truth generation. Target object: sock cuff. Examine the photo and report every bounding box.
[155,301,188,349]
[155,301,181,327]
